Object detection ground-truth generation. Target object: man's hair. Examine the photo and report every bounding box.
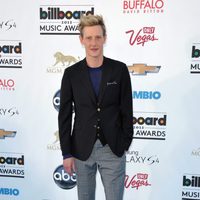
[78,14,106,37]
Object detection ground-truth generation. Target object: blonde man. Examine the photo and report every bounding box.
[59,14,133,200]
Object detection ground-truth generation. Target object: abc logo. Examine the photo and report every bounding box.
[53,165,77,189]
[53,90,60,112]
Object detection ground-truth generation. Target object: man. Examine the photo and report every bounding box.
[58,14,133,200]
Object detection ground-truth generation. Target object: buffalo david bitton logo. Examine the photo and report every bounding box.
[128,64,161,75]
[0,129,16,139]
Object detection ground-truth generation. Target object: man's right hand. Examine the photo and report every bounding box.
[63,157,76,175]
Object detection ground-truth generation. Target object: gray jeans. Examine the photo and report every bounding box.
[75,139,126,200]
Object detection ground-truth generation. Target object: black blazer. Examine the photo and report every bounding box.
[58,57,133,161]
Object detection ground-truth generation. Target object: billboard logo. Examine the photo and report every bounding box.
[53,165,77,189]
[0,41,22,69]
[40,5,94,35]
[191,44,200,74]
[133,112,167,140]
[183,175,200,188]
[0,152,25,178]
[128,64,161,75]
[182,174,200,199]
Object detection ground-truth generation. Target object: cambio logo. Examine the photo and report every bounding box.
[0,188,19,196]
[53,165,77,189]
[133,91,161,99]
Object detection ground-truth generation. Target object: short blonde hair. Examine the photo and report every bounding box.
[78,15,106,37]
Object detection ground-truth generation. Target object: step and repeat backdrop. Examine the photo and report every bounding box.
[1,0,200,199]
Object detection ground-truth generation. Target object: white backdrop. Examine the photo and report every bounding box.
[1,0,200,200]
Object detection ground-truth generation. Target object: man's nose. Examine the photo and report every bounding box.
[91,38,97,45]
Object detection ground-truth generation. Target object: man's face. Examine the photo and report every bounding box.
[80,25,106,59]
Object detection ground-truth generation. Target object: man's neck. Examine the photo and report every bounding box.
[86,56,104,68]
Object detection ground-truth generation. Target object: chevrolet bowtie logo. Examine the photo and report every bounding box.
[128,64,161,75]
[0,129,16,139]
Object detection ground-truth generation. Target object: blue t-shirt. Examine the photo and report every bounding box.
[88,65,103,96]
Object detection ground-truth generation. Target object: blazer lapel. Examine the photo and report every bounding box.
[80,59,97,104]
[98,57,112,104]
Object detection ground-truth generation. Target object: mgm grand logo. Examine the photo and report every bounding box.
[46,52,80,73]
[47,131,60,150]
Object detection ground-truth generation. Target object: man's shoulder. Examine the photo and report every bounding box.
[64,59,84,74]
[104,57,126,68]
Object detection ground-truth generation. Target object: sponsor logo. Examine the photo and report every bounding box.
[0,152,25,178]
[0,107,19,117]
[192,148,200,157]
[133,91,161,99]
[0,19,17,31]
[0,79,15,91]
[0,188,19,196]
[53,90,60,112]
[40,5,94,35]
[0,41,22,69]
[53,165,77,189]
[125,173,151,189]
[182,174,200,200]
[133,111,167,140]
[191,43,200,74]
[47,52,80,73]
[126,27,158,46]
[126,150,159,165]
[128,64,161,75]
[0,129,16,139]
[123,0,164,14]
[47,131,60,150]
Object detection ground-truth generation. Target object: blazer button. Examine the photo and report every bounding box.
[97,108,101,112]
[97,126,100,129]
[93,125,97,128]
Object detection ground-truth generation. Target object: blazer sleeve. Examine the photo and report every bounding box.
[120,64,133,150]
[58,68,73,157]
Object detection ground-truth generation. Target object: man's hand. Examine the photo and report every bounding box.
[63,157,76,175]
